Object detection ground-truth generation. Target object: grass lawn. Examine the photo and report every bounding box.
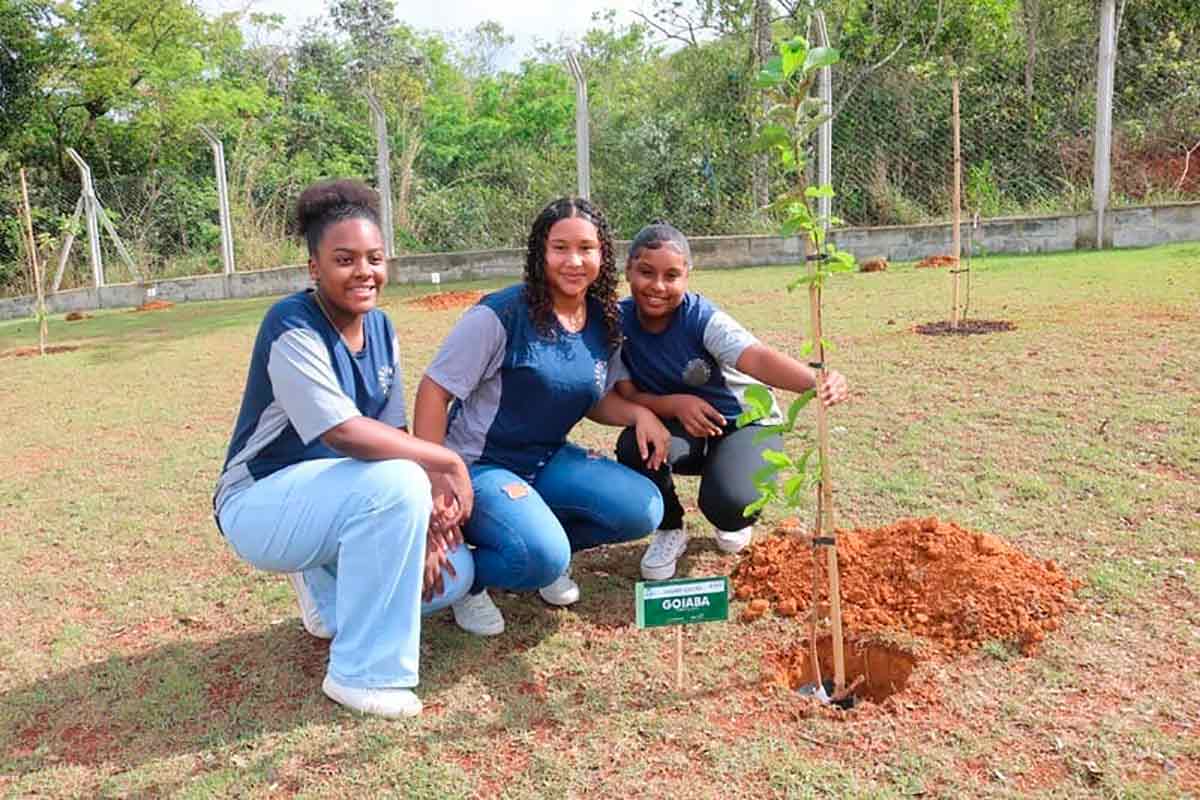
[1,243,1197,798]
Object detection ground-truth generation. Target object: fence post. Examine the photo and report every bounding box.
[566,52,591,200]
[1093,0,1117,249]
[752,0,772,212]
[199,125,236,275]
[65,148,104,288]
[814,12,833,233]
[366,93,396,258]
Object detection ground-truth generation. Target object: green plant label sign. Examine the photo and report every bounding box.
[635,577,729,629]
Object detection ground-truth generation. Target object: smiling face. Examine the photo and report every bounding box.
[308,217,387,326]
[542,216,602,304]
[625,242,690,332]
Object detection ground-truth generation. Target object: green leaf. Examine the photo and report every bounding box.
[787,273,819,291]
[783,475,806,503]
[736,407,764,428]
[755,56,783,88]
[752,123,790,153]
[788,390,816,424]
[752,464,778,486]
[820,338,836,353]
[804,47,840,72]
[743,384,774,416]
[780,38,807,79]
[799,340,815,356]
[761,449,792,469]
[744,493,772,518]
[828,247,857,272]
[805,185,835,199]
[753,424,786,444]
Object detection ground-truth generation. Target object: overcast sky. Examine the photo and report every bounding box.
[198,0,648,62]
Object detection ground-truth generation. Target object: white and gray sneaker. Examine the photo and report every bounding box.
[640,527,689,580]
[287,572,333,639]
[452,590,505,636]
[715,525,754,554]
[538,568,580,606]
[322,674,422,718]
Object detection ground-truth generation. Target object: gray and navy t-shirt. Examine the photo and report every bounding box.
[214,290,405,514]
[425,284,619,479]
[617,292,782,425]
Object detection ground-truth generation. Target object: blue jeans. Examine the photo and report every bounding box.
[465,443,664,593]
[217,458,474,689]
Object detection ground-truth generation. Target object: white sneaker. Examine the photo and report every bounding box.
[452,590,505,636]
[322,674,422,718]
[538,569,580,606]
[715,525,754,554]
[640,527,689,580]
[287,572,333,639]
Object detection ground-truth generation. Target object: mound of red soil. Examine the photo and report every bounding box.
[732,517,1081,657]
[915,319,1016,336]
[860,257,889,273]
[65,311,91,322]
[135,300,174,312]
[916,255,959,268]
[406,291,484,311]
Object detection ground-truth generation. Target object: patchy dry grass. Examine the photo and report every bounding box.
[1,243,1197,798]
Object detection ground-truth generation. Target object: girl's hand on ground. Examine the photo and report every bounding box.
[819,369,849,407]
[634,408,672,471]
[671,394,725,438]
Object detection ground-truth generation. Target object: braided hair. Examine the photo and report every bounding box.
[523,197,622,352]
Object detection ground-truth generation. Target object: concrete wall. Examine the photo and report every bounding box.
[2,201,1196,322]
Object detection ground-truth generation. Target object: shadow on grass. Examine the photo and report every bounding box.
[1,606,560,780]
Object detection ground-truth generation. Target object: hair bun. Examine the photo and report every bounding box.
[295,179,381,239]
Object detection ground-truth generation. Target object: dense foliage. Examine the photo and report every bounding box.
[1,0,1196,293]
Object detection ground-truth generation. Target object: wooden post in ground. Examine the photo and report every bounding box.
[18,168,48,355]
[804,234,845,694]
[952,76,962,330]
[675,627,683,690]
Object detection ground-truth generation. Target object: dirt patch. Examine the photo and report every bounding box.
[734,517,1082,704]
[134,299,175,312]
[65,311,91,322]
[405,290,484,311]
[916,255,959,268]
[915,319,1016,336]
[0,344,80,359]
[860,257,889,273]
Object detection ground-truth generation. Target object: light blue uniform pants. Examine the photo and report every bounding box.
[217,457,473,689]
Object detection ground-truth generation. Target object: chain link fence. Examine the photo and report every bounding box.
[3,4,1196,298]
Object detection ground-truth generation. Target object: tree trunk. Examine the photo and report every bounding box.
[1022,0,1039,109]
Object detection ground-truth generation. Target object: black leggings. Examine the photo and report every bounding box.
[615,418,784,532]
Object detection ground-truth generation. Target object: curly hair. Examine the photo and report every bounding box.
[523,197,622,352]
[295,178,382,256]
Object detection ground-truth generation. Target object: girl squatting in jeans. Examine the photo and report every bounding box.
[414,197,669,636]
[215,180,475,719]
[614,222,850,580]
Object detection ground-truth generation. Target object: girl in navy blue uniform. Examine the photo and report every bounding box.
[216,180,474,718]
[613,222,850,580]
[413,198,668,635]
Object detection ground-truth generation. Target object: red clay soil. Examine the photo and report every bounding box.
[0,344,80,359]
[405,290,484,311]
[134,299,174,312]
[65,311,91,321]
[916,255,959,268]
[733,516,1081,658]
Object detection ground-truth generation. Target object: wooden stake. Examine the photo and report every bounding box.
[952,76,963,330]
[675,626,683,691]
[804,234,845,694]
[18,168,48,355]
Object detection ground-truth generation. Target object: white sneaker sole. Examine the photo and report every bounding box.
[322,674,422,718]
[640,560,679,581]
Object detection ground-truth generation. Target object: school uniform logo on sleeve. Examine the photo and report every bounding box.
[377,364,395,393]
[594,359,608,391]
[682,357,712,387]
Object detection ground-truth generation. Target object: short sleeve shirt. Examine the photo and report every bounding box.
[214,290,404,513]
[617,292,782,425]
[425,284,619,479]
